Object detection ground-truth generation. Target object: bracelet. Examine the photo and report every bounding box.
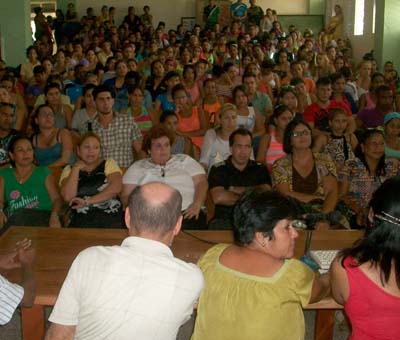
[84,197,91,206]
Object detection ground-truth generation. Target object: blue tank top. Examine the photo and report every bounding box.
[156,92,174,111]
[33,130,75,166]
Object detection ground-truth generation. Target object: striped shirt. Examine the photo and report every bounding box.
[0,275,24,325]
[266,131,285,172]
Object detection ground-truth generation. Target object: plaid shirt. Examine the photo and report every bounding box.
[92,113,142,168]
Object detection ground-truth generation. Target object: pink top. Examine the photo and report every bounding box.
[266,131,285,171]
[364,92,376,109]
[185,82,201,103]
[344,256,400,340]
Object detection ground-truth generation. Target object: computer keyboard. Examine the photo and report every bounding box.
[309,250,339,273]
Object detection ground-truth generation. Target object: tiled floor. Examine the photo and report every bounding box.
[0,308,350,340]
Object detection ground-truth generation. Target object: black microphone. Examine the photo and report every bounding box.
[302,210,342,228]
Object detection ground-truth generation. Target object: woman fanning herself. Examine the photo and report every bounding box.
[272,119,338,230]
[339,129,400,228]
[60,132,124,228]
[200,103,238,171]
[313,108,357,171]
[192,189,329,340]
[31,104,74,167]
[0,136,62,228]
[257,105,293,171]
[331,176,400,340]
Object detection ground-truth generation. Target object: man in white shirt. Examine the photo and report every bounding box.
[46,182,204,340]
[0,238,35,325]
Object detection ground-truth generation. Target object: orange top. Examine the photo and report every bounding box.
[178,106,204,149]
[203,101,221,126]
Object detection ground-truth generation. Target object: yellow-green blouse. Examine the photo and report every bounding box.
[191,244,315,340]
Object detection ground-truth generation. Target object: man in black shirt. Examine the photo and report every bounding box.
[0,103,20,167]
[208,128,271,229]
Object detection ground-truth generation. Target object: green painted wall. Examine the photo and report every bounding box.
[57,0,76,14]
[375,0,400,70]
[309,0,324,15]
[0,0,32,66]
[280,15,324,35]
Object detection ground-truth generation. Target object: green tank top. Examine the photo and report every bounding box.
[0,166,53,216]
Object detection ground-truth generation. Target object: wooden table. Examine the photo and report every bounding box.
[0,227,363,340]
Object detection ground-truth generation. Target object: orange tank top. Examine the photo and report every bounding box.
[203,101,221,126]
[178,106,204,149]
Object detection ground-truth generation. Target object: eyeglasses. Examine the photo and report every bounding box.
[292,129,311,138]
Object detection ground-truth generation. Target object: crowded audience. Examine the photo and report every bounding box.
[0,1,397,230]
[0,2,400,338]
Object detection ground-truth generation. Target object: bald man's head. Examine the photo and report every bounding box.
[127,182,182,235]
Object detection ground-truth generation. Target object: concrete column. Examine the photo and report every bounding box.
[374,0,400,70]
[0,0,32,67]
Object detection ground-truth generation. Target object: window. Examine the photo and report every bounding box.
[30,1,57,41]
[372,0,376,34]
[354,0,365,36]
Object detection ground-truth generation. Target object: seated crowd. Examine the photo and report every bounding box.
[0,2,400,340]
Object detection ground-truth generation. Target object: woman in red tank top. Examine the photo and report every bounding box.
[331,176,400,340]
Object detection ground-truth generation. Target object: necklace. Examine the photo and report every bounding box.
[14,165,35,184]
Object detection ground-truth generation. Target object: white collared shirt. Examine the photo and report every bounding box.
[49,237,204,340]
[123,154,205,210]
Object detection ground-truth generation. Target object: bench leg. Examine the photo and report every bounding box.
[21,305,45,340]
[315,309,335,340]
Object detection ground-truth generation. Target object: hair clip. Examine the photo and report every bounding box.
[382,211,400,223]
[374,212,400,227]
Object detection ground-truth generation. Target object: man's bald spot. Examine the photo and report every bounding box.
[140,182,175,207]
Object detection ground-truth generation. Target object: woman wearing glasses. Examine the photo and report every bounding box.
[272,118,338,230]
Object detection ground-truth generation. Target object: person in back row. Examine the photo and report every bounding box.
[46,182,204,340]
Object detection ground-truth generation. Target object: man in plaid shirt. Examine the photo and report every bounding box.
[92,85,144,168]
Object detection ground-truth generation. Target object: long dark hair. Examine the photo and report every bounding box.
[340,176,400,288]
[355,129,386,176]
